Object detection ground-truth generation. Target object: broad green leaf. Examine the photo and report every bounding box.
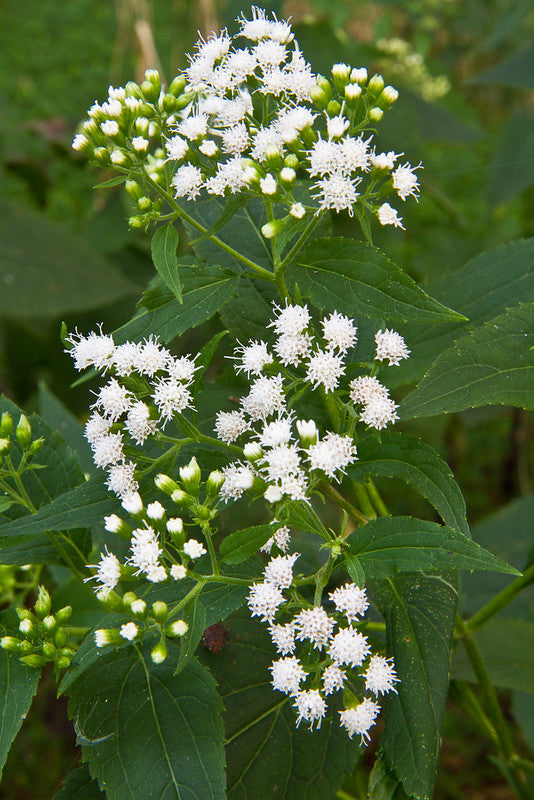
[0,610,41,777]
[452,618,534,694]
[0,532,88,566]
[0,477,116,538]
[0,199,138,318]
[348,432,469,535]
[174,598,207,676]
[389,238,534,388]
[460,495,534,620]
[469,42,534,88]
[201,611,359,800]
[368,757,411,800]
[286,238,464,324]
[400,303,534,418]
[53,764,105,800]
[281,499,331,540]
[345,553,365,587]
[113,265,239,344]
[346,517,518,579]
[371,573,457,799]
[150,223,182,301]
[219,277,277,341]
[219,524,273,564]
[488,107,534,205]
[67,646,226,800]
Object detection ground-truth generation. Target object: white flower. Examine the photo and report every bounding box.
[360,395,399,430]
[110,150,126,165]
[93,378,131,421]
[244,442,263,460]
[112,342,142,376]
[260,174,277,195]
[294,690,327,729]
[125,401,158,445]
[84,412,112,446]
[270,656,307,695]
[363,655,399,696]
[101,120,119,136]
[128,525,162,575]
[206,155,255,194]
[269,623,296,655]
[167,517,183,535]
[220,463,255,501]
[241,374,286,421]
[167,356,197,382]
[106,462,139,498]
[91,432,124,468]
[146,501,165,520]
[171,164,204,200]
[339,698,381,741]
[274,332,312,366]
[261,525,292,554]
[371,150,399,170]
[322,665,346,695]
[134,336,170,376]
[146,565,167,583]
[269,303,310,336]
[183,539,207,559]
[264,553,299,589]
[262,443,301,482]
[152,378,193,422]
[392,162,421,201]
[120,622,138,641]
[327,115,349,139]
[85,548,120,596]
[375,329,410,366]
[294,607,335,650]
[214,410,250,443]
[313,173,361,215]
[251,126,283,161]
[121,491,143,515]
[67,329,115,372]
[349,376,389,405]
[309,139,340,177]
[232,340,273,376]
[104,514,124,534]
[132,136,148,152]
[238,7,293,43]
[171,564,187,580]
[72,133,89,151]
[247,581,286,622]
[321,312,357,353]
[278,471,308,502]
[221,123,249,154]
[259,417,293,447]
[341,136,371,173]
[290,202,306,218]
[328,626,371,667]
[305,350,345,393]
[329,583,369,621]
[378,202,404,229]
[264,485,284,503]
[178,114,208,140]
[199,140,218,157]
[307,433,357,479]
[165,135,189,161]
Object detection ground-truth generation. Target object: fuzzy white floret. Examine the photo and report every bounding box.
[328,626,371,667]
[307,433,357,479]
[305,350,345,393]
[106,462,139,498]
[241,374,286,421]
[120,622,138,641]
[339,698,380,741]
[269,622,296,655]
[359,396,399,430]
[322,665,347,695]
[363,655,399,696]
[232,340,273,376]
[375,329,410,366]
[294,689,327,730]
[349,376,389,405]
[183,539,207,559]
[329,583,369,621]
[220,463,255,500]
[152,378,193,422]
[294,607,335,650]
[215,410,250,443]
[321,312,357,353]
[270,656,307,695]
[263,552,299,589]
[378,202,405,229]
[247,581,285,622]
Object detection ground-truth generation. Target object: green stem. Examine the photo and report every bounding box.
[278,212,322,271]
[451,680,500,751]
[463,563,534,636]
[167,580,205,621]
[365,478,389,516]
[201,522,219,577]
[322,482,370,526]
[351,481,377,520]
[187,572,250,586]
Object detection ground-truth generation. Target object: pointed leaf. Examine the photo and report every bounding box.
[348,432,469,535]
[287,238,464,324]
[53,764,105,800]
[401,303,534,419]
[346,517,518,579]
[150,223,182,301]
[219,524,274,564]
[67,646,226,800]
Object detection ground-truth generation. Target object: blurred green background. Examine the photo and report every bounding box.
[1,1,534,797]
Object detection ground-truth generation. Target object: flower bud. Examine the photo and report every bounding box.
[326,100,342,118]
[122,592,138,611]
[146,501,166,522]
[59,647,76,660]
[179,457,201,494]
[244,442,263,461]
[125,81,142,98]
[20,654,47,668]
[169,75,187,96]
[174,92,196,111]
[296,419,318,446]
[95,629,122,648]
[15,415,31,449]
[54,630,67,648]
[141,80,160,104]
[125,180,143,200]
[264,485,283,504]
[42,615,57,634]
[369,107,384,122]
[166,517,184,545]
[34,586,52,619]
[264,145,283,169]
[137,196,152,212]
[261,220,285,240]
[377,85,399,109]
[206,470,224,497]
[350,67,368,85]
[29,437,45,455]
[121,492,143,516]
[284,154,299,170]
[42,641,57,659]
[130,599,147,618]
[155,473,180,496]
[280,167,296,185]
[151,601,168,623]
[18,618,33,635]
[56,656,72,670]
[151,640,168,664]
[0,438,10,454]
[93,146,110,165]
[55,605,72,624]
[171,488,188,505]
[344,83,362,107]
[1,636,22,653]
[16,607,32,621]
[367,74,385,98]
[331,63,351,91]
[0,412,13,436]
[310,85,330,110]
[104,514,131,538]
[96,589,124,612]
[128,215,145,229]
[166,620,189,638]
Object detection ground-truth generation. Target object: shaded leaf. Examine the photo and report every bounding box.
[348,432,469,535]
[219,524,273,564]
[469,43,534,88]
[38,382,94,475]
[150,223,182,301]
[53,764,105,800]
[400,303,534,418]
[287,238,464,324]
[488,106,534,205]
[368,757,411,800]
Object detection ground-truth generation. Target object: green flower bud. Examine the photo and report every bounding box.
[15,415,31,449]
[0,438,10,453]
[369,107,384,122]
[125,180,143,200]
[377,85,399,109]
[130,599,147,618]
[162,93,177,113]
[54,630,67,648]
[151,601,168,623]
[261,220,285,240]
[326,100,342,118]
[93,146,110,165]
[0,412,12,436]
[94,629,123,648]
[284,154,299,170]
[344,83,362,107]
[42,615,57,634]
[122,592,138,610]
[29,437,45,455]
[206,471,224,499]
[243,442,263,461]
[56,656,72,670]
[168,75,187,96]
[18,618,34,636]
[166,620,188,638]
[34,586,52,619]
[141,80,160,104]
[350,67,368,85]
[96,589,124,612]
[59,647,76,660]
[128,215,145,229]
[367,74,385,97]
[174,92,196,111]
[138,196,152,212]
[179,457,201,494]
[166,517,184,545]
[1,636,22,653]
[55,605,72,624]
[151,640,168,664]
[171,488,188,505]
[16,607,33,621]
[331,62,351,91]
[20,654,47,668]
[42,641,56,659]
[155,473,180,496]
[125,81,142,98]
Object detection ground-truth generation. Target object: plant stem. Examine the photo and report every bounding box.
[365,478,389,516]
[351,481,377,520]
[322,482,370,526]
[462,563,534,636]
[201,522,219,577]
[278,213,322,271]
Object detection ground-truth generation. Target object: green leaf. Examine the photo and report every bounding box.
[348,432,469,535]
[113,265,239,344]
[281,499,331,540]
[174,598,207,676]
[400,303,534,419]
[191,330,228,402]
[219,277,277,341]
[219,524,273,564]
[512,692,534,752]
[0,610,41,777]
[0,477,116,538]
[346,517,518,579]
[53,764,105,800]
[67,646,226,800]
[287,238,464,324]
[38,382,94,475]
[371,573,457,799]
[452,618,534,694]
[201,610,359,800]
[150,223,182,301]
[368,757,411,800]
[469,42,534,88]
[345,553,365,587]
[0,199,137,318]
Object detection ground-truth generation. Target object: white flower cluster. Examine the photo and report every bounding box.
[85,491,205,595]
[215,303,409,502]
[66,329,198,501]
[247,554,398,737]
[73,8,422,230]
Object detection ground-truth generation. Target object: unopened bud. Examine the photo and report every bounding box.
[42,641,56,658]
[122,592,138,610]
[171,488,188,505]
[206,471,224,500]
[93,146,110,165]
[0,412,12,436]
[166,517,184,544]
[1,636,22,653]
[367,74,385,97]
[280,167,296,184]
[18,618,33,635]
[344,83,362,105]
[0,438,9,453]
[56,656,72,669]
[174,92,196,111]
[54,630,67,647]
[34,586,52,619]
[377,85,399,109]
[350,67,368,85]
[326,100,342,118]
[296,419,318,446]
[151,601,168,623]
[151,640,168,664]
[138,196,152,212]
[55,605,72,624]
[104,514,130,537]
[166,620,189,638]
[369,107,384,122]
[169,75,187,96]
[125,180,143,200]
[96,589,124,612]
[331,63,351,91]
[29,437,45,455]
[121,492,143,515]
[16,415,31,449]
[179,457,201,493]
[155,474,179,496]
[20,654,47,668]
[95,629,122,648]
[244,442,263,461]
[130,599,147,618]
[42,615,57,634]
[264,145,283,169]
[141,79,160,104]
[261,220,285,240]
[146,501,165,521]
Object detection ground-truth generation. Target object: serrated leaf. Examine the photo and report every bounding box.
[0,199,137,318]
[219,524,273,564]
[348,432,469,535]
[452,617,534,693]
[53,764,105,800]
[67,646,226,800]
[0,610,41,777]
[346,517,518,579]
[400,303,534,419]
[201,610,359,800]
[286,238,464,324]
[150,223,182,301]
[113,265,239,344]
[371,573,457,799]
